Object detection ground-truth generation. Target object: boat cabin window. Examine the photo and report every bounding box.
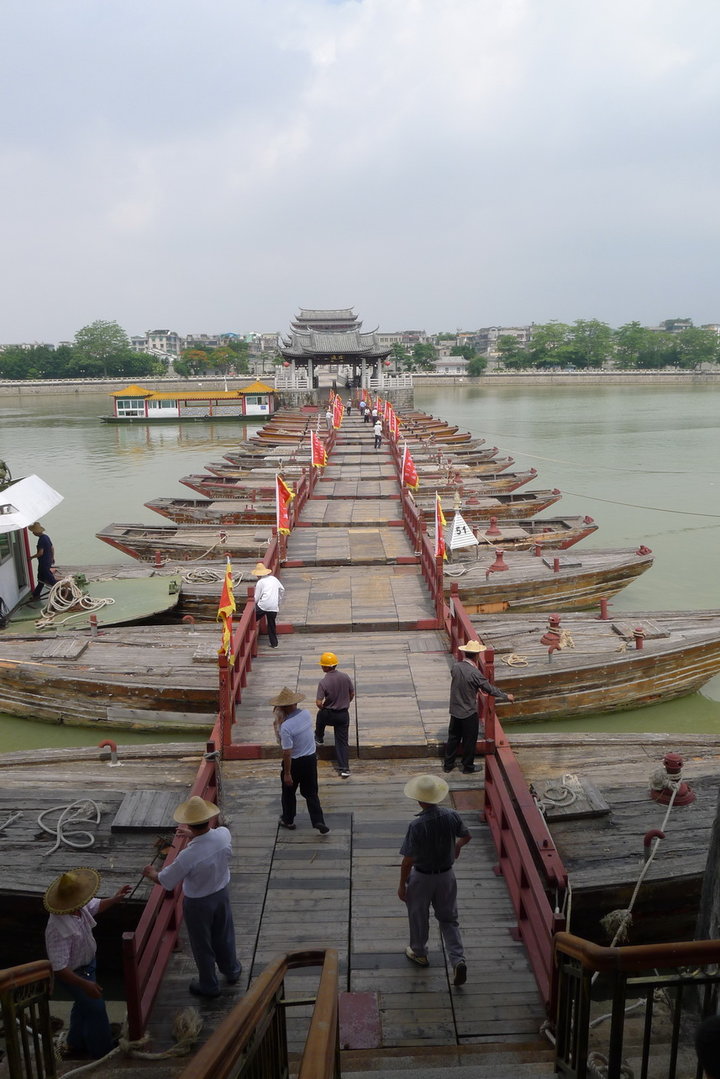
[150,400,177,409]
[116,398,147,417]
[245,395,268,407]
[0,533,10,563]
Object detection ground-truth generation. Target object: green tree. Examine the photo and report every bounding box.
[496,336,527,368]
[176,349,209,377]
[389,343,409,372]
[450,345,477,360]
[73,320,131,377]
[567,319,613,368]
[409,342,437,371]
[614,323,670,369]
[672,326,719,369]
[467,355,487,376]
[528,322,573,368]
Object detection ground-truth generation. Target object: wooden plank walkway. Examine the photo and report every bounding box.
[148,762,546,1056]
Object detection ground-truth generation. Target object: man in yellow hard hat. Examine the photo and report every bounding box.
[315,651,355,778]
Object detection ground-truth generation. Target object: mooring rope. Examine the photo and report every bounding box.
[37,799,101,857]
[34,576,114,628]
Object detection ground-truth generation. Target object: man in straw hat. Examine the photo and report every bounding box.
[443,640,515,775]
[252,561,285,648]
[398,774,471,986]
[272,686,330,834]
[44,868,131,1059]
[142,795,242,998]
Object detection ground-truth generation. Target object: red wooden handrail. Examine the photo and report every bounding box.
[446,588,568,1010]
[122,742,220,1041]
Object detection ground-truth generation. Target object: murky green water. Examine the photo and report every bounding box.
[1,383,718,747]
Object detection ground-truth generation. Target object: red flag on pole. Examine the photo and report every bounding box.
[276,474,295,535]
[217,558,236,658]
[332,396,344,429]
[311,430,327,468]
[402,443,420,490]
[435,492,447,560]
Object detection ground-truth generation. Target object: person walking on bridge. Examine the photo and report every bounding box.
[252,562,284,648]
[142,796,242,999]
[315,651,354,778]
[398,773,471,986]
[443,640,515,774]
[273,686,330,834]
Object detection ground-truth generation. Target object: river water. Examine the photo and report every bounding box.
[0,383,718,749]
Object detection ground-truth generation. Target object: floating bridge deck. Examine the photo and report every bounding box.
[145,412,548,1059]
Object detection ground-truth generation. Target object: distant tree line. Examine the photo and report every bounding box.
[0,320,251,381]
[496,319,719,371]
[0,321,169,380]
[174,338,249,377]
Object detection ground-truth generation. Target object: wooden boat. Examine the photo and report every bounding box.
[3,572,183,632]
[96,522,272,562]
[0,623,221,729]
[447,515,599,550]
[446,546,654,614]
[414,470,537,494]
[146,498,276,526]
[181,473,282,498]
[472,610,720,721]
[424,489,563,520]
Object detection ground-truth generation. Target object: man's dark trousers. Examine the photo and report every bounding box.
[315,708,350,772]
[281,754,325,827]
[443,712,479,771]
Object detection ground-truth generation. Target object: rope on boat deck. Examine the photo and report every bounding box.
[34,576,114,629]
[56,1009,203,1074]
[36,799,101,856]
[179,567,244,586]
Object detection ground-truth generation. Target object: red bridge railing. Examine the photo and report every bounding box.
[389,424,568,1010]
[122,740,220,1041]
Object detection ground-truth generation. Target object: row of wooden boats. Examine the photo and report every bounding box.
[2,403,718,731]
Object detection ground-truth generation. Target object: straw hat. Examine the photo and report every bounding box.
[173,796,221,825]
[403,774,450,804]
[458,640,485,654]
[270,686,305,707]
[253,563,272,577]
[44,868,100,914]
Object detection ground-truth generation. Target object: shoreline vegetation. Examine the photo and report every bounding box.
[1,369,720,399]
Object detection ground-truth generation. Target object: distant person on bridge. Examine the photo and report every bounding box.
[359,399,366,420]
[252,562,285,648]
[29,521,58,601]
[142,796,242,999]
[373,419,383,449]
[398,774,471,986]
[315,651,355,778]
[443,640,515,774]
[273,686,330,834]
[44,868,131,1059]
[325,407,333,430]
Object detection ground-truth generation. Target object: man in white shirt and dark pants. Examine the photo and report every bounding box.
[143,796,242,998]
[253,562,285,648]
[272,686,330,834]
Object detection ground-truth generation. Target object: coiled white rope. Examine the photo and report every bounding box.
[34,576,114,628]
[37,799,101,857]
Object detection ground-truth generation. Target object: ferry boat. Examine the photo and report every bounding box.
[102,380,277,423]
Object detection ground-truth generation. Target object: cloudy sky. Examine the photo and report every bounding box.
[2,0,719,342]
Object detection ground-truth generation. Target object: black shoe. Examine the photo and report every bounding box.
[225,966,242,985]
[278,818,296,830]
[189,980,221,998]
[315,823,330,834]
[453,960,468,986]
[442,765,454,773]
[462,766,476,774]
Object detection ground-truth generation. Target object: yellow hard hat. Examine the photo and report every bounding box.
[319,652,338,667]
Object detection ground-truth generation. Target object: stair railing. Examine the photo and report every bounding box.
[553,933,720,1079]
[174,948,339,1079]
[0,961,56,1079]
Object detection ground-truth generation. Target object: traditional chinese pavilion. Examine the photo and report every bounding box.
[279,308,391,389]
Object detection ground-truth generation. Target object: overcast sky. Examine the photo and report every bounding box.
[2,0,719,343]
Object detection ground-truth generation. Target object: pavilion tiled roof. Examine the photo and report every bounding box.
[281,330,390,359]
